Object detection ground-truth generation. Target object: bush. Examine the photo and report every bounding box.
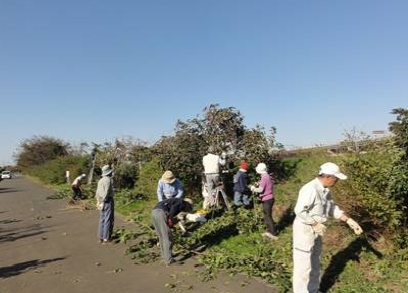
[340,138,405,232]
[27,155,90,185]
[133,158,162,201]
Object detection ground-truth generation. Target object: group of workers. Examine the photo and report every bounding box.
[152,150,365,293]
[70,146,364,293]
[152,147,280,267]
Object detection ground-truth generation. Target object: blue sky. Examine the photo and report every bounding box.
[1,0,407,165]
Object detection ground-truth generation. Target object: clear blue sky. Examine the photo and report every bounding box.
[1,0,407,165]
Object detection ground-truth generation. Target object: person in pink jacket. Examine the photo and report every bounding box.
[250,162,278,240]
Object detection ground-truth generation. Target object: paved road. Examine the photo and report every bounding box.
[0,177,277,293]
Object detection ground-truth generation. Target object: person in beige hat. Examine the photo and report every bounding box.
[95,165,115,243]
[292,162,363,293]
[157,170,184,202]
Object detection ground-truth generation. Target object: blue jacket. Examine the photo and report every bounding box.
[157,178,184,202]
[233,170,250,194]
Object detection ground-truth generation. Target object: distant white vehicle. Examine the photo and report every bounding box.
[1,171,12,179]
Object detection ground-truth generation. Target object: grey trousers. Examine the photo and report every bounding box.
[205,173,220,201]
[293,219,322,293]
[151,209,173,264]
[98,197,114,240]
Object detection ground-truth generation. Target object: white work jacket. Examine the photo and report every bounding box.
[293,178,344,252]
[294,178,344,225]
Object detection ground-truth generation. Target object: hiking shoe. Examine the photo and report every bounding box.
[262,232,278,240]
[100,239,112,244]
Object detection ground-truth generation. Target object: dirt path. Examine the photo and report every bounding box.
[0,177,278,293]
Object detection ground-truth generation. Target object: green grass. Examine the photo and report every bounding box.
[44,149,408,293]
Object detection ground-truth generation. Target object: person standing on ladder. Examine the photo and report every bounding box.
[202,146,226,209]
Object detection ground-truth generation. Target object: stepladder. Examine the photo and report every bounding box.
[203,181,232,211]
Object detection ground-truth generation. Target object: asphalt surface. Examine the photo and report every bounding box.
[0,177,277,293]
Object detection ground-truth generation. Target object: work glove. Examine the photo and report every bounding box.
[221,152,227,159]
[346,218,363,235]
[186,213,207,223]
[249,185,256,192]
[167,218,174,228]
[176,212,187,224]
[312,223,327,237]
[96,202,104,211]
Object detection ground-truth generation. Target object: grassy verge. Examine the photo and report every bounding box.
[44,151,408,293]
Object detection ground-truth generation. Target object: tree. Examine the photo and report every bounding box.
[203,104,245,154]
[389,108,408,157]
[238,125,277,164]
[388,107,408,224]
[153,105,278,197]
[94,137,146,189]
[153,120,204,196]
[15,135,70,169]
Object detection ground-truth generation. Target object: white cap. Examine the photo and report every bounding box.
[318,162,347,180]
[255,163,267,174]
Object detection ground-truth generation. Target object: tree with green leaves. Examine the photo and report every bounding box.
[15,135,70,170]
[388,107,408,226]
[153,104,278,198]
[389,108,408,157]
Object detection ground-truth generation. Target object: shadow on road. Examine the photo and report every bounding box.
[0,218,21,224]
[0,188,20,194]
[0,224,48,243]
[0,257,66,278]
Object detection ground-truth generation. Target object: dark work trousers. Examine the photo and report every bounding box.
[262,198,276,236]
[151,209,173,264]
[72,186,82,199]
[98,197,114,241]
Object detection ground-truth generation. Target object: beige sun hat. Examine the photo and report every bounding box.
[101,165,113,176]
[161,170,176,184]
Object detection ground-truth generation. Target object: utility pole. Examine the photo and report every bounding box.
[87,147,97,185]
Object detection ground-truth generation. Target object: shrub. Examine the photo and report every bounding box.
[27,155,90,185]
[340,138,405,232]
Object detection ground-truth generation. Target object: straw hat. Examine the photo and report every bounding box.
[161,170,176,184]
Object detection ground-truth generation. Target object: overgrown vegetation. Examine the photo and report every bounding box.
[13,105,408,293]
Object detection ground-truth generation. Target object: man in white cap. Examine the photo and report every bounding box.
[292,162,363,293]
[71,173,86,200]
[95,165,115,243]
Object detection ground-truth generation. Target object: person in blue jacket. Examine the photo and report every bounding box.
[233,161,251,208]
[157,170,184,202]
